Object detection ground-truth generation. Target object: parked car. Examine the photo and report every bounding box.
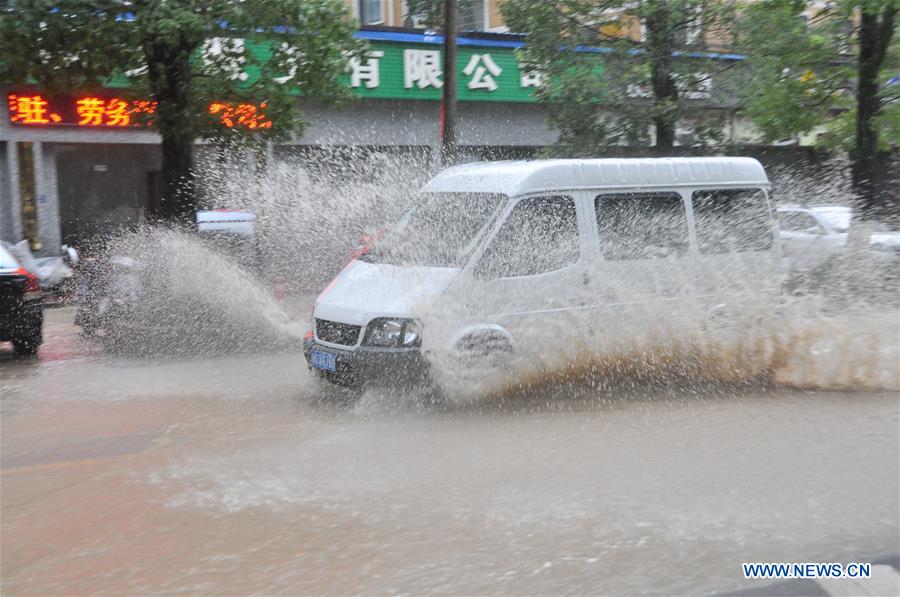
[2,240,77,299]
[0,243,44,356]
[777,205,900,273]
[304,157,782,395]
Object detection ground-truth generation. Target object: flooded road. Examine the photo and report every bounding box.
[2,309,898,595]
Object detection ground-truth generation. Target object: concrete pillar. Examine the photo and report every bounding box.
[2,140,23,242]
[33,142,61,255]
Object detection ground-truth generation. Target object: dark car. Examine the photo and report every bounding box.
[0,244,44,355]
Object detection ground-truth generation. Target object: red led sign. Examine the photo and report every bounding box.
[208,102,273,129]
[8,94,62,124]
[7,94,271,130]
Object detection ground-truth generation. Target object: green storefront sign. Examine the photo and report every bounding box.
[338,40,541,103]
[64,33,735,107]
[95,36,542,103]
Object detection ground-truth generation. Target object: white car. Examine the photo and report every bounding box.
[304,157,782,395]
[777,205,900,273]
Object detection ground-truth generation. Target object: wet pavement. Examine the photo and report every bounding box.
[1,308,898,595]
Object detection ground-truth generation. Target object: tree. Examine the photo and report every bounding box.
[1,0,363,221]
[501,0,734,154]
[737,0,898,218]
[852,1,897,217]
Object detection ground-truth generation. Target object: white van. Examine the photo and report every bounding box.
[304,158,781,391]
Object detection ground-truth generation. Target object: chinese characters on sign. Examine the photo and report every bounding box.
[8,94,271,130]
[208,102,273,129]
[8,95,62,124]
[399,49,527,93]
[463,54,503,91]
[75,97,156,126]
[520,70,543,88]
[349,51,385,89]
[404,49,444,89]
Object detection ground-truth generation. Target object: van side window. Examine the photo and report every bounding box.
[595,193,689,260]
[477,196,579,278]
[692,189,773,253]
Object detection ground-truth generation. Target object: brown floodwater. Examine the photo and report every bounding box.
[2,311,897,595]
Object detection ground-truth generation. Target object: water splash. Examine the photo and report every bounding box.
[195,147,430,290]
[83,153,898,397]
[422,276,898,403]
[89,227,303,356]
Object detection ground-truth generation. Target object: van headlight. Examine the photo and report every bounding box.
[364,318,421,348]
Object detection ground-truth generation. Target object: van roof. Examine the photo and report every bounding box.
[421,157,769,196]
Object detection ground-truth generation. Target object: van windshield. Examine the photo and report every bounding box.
[361,192,507,268]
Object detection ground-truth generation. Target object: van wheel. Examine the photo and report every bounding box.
[455,332,514,369]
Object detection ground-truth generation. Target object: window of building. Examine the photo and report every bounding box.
[359,0,383,25]
[692,189,773,253]
[459,0,486,30]
[778,211,821,233]
[595,193,689,260]
[477,196,579,278]
[403,0,427,29]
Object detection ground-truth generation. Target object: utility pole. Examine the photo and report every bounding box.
[440,0,458,167]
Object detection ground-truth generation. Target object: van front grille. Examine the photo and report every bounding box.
[315,319,361,346]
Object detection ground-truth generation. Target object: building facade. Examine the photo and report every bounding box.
[1,7,755,254]
[347,0,507,32]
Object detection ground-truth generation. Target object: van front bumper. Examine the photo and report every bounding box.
[303,337,431,388]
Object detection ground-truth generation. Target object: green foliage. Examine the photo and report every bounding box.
[738,0,847,142]
[877,100,900,149]
[0,0,365,144]
[820,101,899,151]
[871,16,900,151]
[738,0,899,150]
[0,1,142,93]
[502,0,734,153]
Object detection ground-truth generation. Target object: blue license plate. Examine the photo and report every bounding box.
[309,349,336,372]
